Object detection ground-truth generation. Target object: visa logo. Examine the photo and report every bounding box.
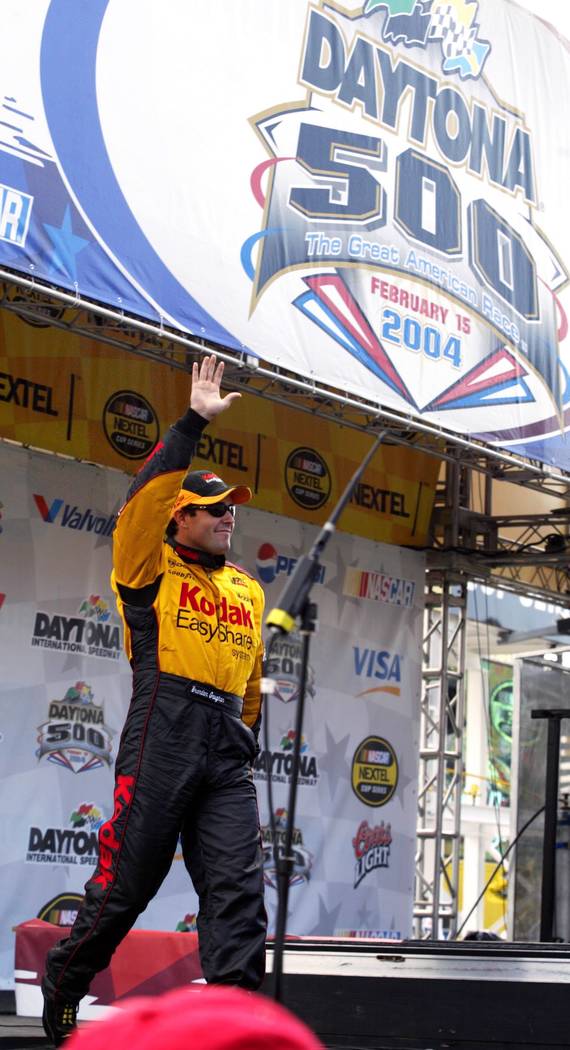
[33,495,115,536]
[0,183,33,246]
[353,646,401,683]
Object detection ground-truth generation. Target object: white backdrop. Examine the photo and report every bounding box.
[0,440,424,987]
[1,0,570,467]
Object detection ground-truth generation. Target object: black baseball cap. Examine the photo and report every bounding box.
[172,470,252,515]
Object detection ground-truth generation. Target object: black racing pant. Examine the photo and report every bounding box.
[43,672,267,1003]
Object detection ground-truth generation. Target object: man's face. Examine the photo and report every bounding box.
[174,503,235,555]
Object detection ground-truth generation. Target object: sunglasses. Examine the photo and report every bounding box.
[193,502,235,518]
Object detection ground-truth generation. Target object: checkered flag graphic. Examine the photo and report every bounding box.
[430,4,476,60]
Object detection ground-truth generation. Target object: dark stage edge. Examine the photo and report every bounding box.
[0,1016,430,1050]
[6,940,570,1049]
[261,939,570,1049]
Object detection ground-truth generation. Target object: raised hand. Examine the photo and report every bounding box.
[190,355,241,421]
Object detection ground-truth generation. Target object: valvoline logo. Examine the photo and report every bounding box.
[256,543,325,585]
[33,494,115,536]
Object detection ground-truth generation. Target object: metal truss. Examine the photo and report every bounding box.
[2,267,570,511]
[415,567,467,938]
[428,451,570,603]
[414,454,570,940]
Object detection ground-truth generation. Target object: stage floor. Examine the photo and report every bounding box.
[261,939,570,1049]
[0,1014,45,1050]
[6,939,570,1049]
[0,1013,560,1050]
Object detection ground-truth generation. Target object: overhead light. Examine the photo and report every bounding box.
[544,533,567,553]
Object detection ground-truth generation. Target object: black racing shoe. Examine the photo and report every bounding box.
[42,983,78,1047]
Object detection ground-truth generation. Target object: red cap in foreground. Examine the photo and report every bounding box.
[68,985,324,1050]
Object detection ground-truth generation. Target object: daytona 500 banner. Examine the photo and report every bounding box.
[0,440,424,988]
[1,1,568,467]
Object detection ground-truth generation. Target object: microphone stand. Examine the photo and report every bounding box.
[266,430,388,1004]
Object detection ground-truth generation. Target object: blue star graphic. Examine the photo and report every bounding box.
[44,206,89,281]
[308,894,343,935]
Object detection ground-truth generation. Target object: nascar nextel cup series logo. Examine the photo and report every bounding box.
[352,735,399,806]
[256,543,326,585]
[103,390,159,460]
[36,681,114,773]
[284,447,331,510]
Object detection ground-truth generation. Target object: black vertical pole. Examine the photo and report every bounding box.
[272,607,315,1003]
[540,715,562,941]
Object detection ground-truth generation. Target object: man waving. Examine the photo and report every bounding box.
[42,356,267,1045]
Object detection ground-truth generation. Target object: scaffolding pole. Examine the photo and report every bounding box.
[415,567,468,938]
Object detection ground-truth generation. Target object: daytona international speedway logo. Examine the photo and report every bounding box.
[26,803,105,867]
[254,729,319,786]
[242,0,569,446]
[30,596,122,661]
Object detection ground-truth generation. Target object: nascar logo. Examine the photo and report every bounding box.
[344,568,415,607]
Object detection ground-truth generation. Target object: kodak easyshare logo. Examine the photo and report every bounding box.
[33,495,115,536]
[175,584,255,651]
[177,584,253,629]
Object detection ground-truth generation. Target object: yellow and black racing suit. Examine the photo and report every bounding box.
[44,408,267,1001]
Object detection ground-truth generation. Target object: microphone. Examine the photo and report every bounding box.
[265,534,333,634]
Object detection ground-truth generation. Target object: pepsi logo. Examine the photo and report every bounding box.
[256,544,326,585]
[256,543,278,583]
